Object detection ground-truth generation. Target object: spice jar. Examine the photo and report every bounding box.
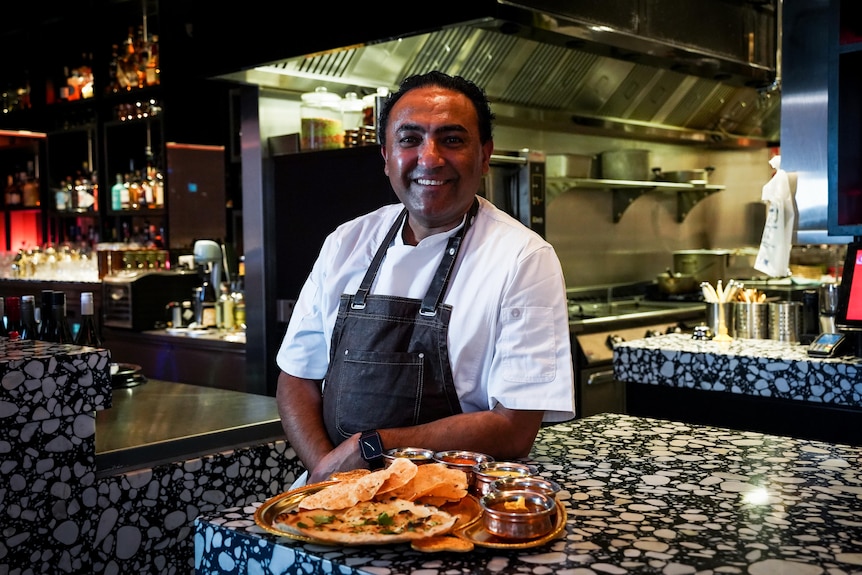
[300,87,343,151]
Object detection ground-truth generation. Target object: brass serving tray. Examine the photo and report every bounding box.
[255,481,340,542]
[255,481,566,550]
[254,481,482,545]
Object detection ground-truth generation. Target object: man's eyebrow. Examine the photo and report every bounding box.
[395,123,468,134]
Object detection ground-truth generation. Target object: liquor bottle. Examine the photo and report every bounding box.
[107,44,120,94]
[5,296,23,337]
[128,170,143,209]
[232,258,246,331]
[216,282,235,331]
[21,161,40,207]
[146,34,160,86]
[74,292,101,347]
[111,173,125,211]
[0,297,7,337]
[199,279,218,328]
[49,291,74,343]
[19,295,38,340]
[5,173,22,206]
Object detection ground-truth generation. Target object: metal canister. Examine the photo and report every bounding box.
[800,289,820,338]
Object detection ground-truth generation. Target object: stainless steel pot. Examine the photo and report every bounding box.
[653,166,715,183]
[657,268,698,294]
[673,250,730,285]
[600,149,652,180]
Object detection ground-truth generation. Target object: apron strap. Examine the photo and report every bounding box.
[352,197,480,315]
[352,208,408,309]
[420,198,479,316]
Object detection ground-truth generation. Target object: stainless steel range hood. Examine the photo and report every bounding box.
[216,0,779,148]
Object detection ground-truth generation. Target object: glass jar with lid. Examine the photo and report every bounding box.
[300,87,344,151]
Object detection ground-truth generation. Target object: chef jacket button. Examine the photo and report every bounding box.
[511,309,521,318]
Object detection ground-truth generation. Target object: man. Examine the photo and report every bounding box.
[276,71,574,484]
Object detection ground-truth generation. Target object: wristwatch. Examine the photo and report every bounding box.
[359,430,385,470]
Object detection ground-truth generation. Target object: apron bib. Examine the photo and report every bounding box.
[322,200,478,445]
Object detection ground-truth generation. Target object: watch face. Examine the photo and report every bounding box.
[360,431,384,461]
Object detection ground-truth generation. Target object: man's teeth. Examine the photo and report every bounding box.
[417,179,445,185]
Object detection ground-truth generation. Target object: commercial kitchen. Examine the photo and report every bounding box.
[2,1,862,574]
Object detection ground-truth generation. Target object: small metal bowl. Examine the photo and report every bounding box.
[490,475,562,499]
[382,447,435,467]
[433,450,494,489]
[480,489,556,540]
[471,461,538,497]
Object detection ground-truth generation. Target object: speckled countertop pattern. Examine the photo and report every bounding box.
[614,333,862,407]
[194,413,862,575]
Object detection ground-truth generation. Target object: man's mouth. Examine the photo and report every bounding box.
[415,178,448,186]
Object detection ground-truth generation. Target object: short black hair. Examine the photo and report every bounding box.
[377,70,495,147]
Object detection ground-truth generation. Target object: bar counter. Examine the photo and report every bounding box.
[96,379,282,474]
[614,333,862,445]
[0,338,301,574]
[194,413,862,574]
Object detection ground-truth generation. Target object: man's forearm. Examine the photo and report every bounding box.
[276,371,332,472]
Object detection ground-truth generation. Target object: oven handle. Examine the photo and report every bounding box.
[586,369,617,386]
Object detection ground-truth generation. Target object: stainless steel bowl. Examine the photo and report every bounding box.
[480,489,556,540]
[382,447,435,467]
[490,475,562,498]
[433,450,494,490]
[471,461,538,497]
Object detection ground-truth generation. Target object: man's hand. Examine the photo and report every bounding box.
[308,432,366,483]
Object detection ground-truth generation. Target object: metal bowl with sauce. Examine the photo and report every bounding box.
[471,461,538,497]
[490,475,562,499]
[433,450,494,490]
[382,447,435,467]
[480,489,556,540]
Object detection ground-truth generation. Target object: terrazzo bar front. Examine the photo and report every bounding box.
[614,333,862,446]
[194,412,862,574]
[0,338,300,574]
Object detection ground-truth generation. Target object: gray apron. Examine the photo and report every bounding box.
[322,199,479,445]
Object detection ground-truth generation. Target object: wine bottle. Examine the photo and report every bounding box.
[0,297,7,337]
[74,292,101,347]
[38,290,55,341]
[216,282,235,331]
[19,295,38,340]
[5,296,23,337]
[232,258,246,331]
[49,291,73,343]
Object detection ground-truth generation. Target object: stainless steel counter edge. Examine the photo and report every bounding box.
[95,380,283,476]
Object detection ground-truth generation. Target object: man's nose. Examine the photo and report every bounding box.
[417,141,445,168]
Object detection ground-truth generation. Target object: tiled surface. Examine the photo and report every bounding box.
[0,338,113,420]
[194,413,862,575]
[614,333,862,407]
[0,340,302,575]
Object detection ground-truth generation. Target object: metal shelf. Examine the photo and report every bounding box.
[547,177,725,223]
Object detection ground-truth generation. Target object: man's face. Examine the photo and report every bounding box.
[381,86,493,238]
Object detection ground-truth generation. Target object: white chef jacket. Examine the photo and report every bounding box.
[276,196,575,423]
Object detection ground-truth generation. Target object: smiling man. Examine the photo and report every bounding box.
[275,71,574,486]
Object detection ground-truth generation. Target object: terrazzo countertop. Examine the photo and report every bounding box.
[614,333,862,408]
[194,413,862,575]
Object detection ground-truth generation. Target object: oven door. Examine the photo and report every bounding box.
[578,364,626,418]
[481,150,546,237]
